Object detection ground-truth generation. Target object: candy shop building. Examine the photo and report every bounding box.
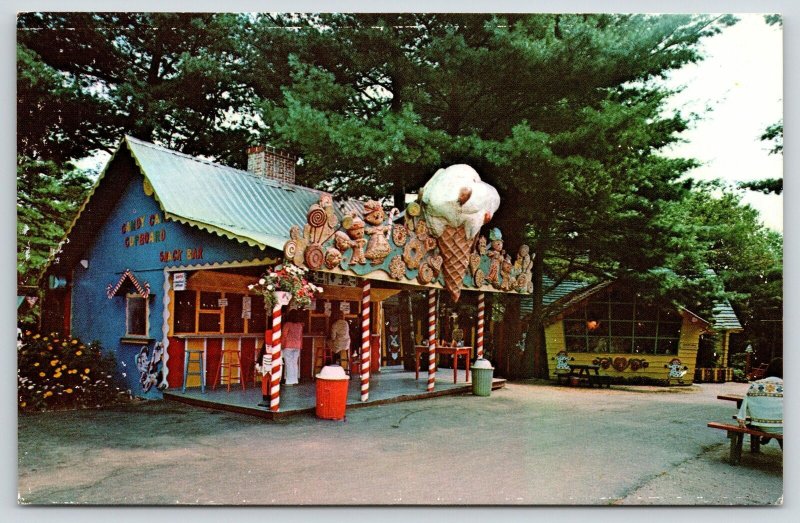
[41,136,531,412]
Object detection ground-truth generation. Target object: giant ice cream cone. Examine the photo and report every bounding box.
[437,224,472,301]
[420,164,500,301]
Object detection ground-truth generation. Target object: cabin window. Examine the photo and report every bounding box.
[224,293,245,333]
[249,295,267,334]
[198,291,222,333]
[174,290,197,333]
[126,294,148,337]
[563,289,681,355]
[173,289,263,334]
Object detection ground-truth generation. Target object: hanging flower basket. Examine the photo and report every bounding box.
[248,263,323,311]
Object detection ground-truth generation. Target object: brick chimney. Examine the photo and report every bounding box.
[246,145,297,185]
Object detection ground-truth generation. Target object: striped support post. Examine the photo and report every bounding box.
[477,293,485,359]
[269,302,283,412]
[427,288,437,391]
[360,280,371,402]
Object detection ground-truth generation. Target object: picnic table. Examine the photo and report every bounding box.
[556,364,612,388]
[717,394,744,409]
[415,345,473,384]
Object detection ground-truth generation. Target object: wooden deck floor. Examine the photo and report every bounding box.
[163,366,505,420]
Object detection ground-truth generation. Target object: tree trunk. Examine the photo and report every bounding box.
[531,240,549,378]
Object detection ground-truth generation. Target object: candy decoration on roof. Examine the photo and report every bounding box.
[419,165,501,301]
[107,269,150,299]
[363,201,393,265]
[280,171,532,301]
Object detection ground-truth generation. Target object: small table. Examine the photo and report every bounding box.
[717,394,744,409]
[415,345,473,384]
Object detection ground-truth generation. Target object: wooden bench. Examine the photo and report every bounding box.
[707,421,783,465]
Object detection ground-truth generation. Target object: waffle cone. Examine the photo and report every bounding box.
[438,225,472,301]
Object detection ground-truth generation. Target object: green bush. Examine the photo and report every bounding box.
[729,353,750,382]
[17,330,129,412]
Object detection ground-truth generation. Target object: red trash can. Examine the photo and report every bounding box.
[315,365,350,420]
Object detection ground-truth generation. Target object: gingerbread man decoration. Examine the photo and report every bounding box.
[342,213,367,265]
[363,200,393,265]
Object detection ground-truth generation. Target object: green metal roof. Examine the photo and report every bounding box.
[712,299,744,331]
[125,136,343,251]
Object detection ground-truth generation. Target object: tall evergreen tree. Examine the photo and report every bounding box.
[664,184,783,362]
[256,13,736,376]
[17,12,266,165]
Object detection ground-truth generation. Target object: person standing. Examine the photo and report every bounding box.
[282,310,304,386]
[736,357,783,439]
[329,309,351,367]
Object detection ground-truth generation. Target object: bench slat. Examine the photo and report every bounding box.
[707,422,783,440]
[708,421,783,466]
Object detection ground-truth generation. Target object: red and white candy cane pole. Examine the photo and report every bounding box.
[477,292,485,359]
[427,288,437,392]
[269,301,283,412]
[360,280,371,402]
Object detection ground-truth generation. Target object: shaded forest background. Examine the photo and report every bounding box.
[17,13,782,373]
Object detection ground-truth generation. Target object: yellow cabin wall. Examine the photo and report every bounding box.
[545,315,706,382]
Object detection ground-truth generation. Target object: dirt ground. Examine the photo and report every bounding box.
[17,380,782,506]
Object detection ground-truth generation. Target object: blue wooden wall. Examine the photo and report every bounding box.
[71,166,266,398]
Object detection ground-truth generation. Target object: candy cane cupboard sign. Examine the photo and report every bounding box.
[119,213,204,263]
[121,213,167,248]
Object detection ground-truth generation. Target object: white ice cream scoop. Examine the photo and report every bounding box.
[420,164,500,240]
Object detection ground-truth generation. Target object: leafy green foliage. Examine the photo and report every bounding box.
[17,330,128,412]
[665,184,782,360]
[740,120,782,195]
[17,158,92,287]
[17,13,261,165]
[19,13,779,377]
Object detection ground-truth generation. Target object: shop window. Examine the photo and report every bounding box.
[563,289,681,354]
[126,294,148,337]
[198,313,221,332]
[175,289,263,334]
[200,291,221,310]
[224,293,245,333]
[249,295,267,334]
[197,291,222,333]
[174,290,196,333]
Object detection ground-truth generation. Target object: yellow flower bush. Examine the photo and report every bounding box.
[18,331,128,412]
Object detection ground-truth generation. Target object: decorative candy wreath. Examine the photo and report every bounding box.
[417,262,434,284]
[629,358,648,371]
[403,237,425,269]
[388,255,406,279]
[592,357,612,370]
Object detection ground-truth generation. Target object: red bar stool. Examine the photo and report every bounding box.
[314,346,333,376]
[215,349,245,391]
